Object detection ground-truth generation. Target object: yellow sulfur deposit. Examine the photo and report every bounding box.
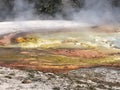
[15,35,61,48]
[16,37,26,43]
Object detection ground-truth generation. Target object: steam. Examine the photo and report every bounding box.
[0,0,120,24]
[73,0,114,23]
[13,0,120,24]
[13,0,37,20]
[0,0,119,24]
[60,0,120,24]
[0,0,119,48]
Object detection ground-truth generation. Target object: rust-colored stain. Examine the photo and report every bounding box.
[51,49,105,58]
[0,61,119,73]
[0,26,120,73]
[0,48,119,73]
[0,63,80,73]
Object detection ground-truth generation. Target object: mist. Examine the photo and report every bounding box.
[14,0,120,24]
[60,0,120,24]
[13,0,38,20]
[0,0,119,35]
[0,0,119,24]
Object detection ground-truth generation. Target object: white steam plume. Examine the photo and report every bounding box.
[61,0,120,24]
[13,0,38,20]
[12,0,120,24]
[0,0,119,35]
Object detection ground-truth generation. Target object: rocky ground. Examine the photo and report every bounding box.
[0,66,119,90]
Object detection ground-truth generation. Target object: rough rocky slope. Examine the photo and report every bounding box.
[0,67,119,90]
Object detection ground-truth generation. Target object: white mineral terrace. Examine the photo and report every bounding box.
[0,20,91,35]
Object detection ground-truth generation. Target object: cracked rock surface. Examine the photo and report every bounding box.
[0,67,119,90]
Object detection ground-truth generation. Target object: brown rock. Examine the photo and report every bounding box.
[22,79,32,84]
[4,75,12,79]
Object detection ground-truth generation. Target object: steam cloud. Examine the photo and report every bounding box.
[0,0,120,24]
[0,0,119,43]
[60,0,120,24]
[13,0,38,20]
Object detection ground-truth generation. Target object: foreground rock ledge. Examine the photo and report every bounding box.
[0,66,119,90]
